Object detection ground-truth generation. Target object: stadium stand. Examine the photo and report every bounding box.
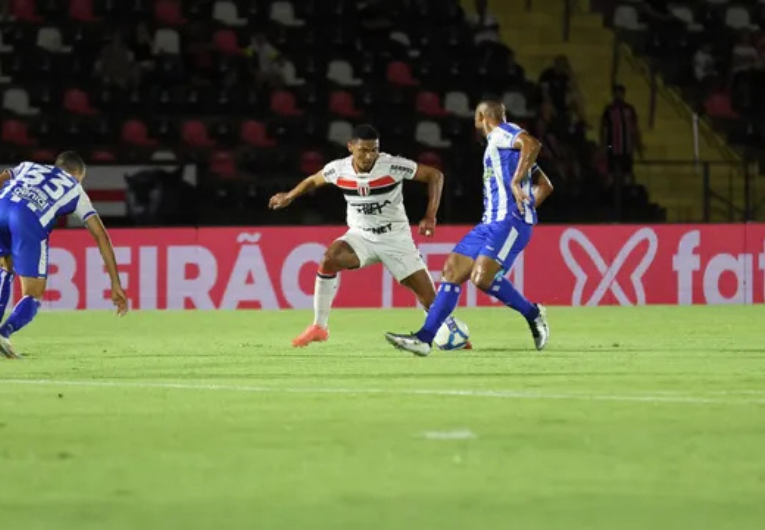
[0,0,673,226]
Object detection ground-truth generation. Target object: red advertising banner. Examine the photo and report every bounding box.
[34,224,765,310]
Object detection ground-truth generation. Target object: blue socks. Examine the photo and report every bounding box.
[0,269,14,321]
[416,283,462,344]
[0,296,41,338]
[488,276,539,320]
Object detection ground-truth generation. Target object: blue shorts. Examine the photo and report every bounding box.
[0,202,50,278]
[452,218,532,272]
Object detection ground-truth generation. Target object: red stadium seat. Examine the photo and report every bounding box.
[69,0,98,22]
[63,88,98,115]
[1,120,35,145]
[387,61,418,86]
[121,119,158,147]
[704,90,738,119]
[329,91,362,118]
[416,91,448,117]
[181,120,215,147]
[91,150,116,162]
[417,151,443,170]
[213,30,240,54]
[31,149,56,163]
[155,0,185,26]
[300,150,324,175]
[270,90,302,116]
[240,120,276,147]
[12,0,43,22]
[210,150,237,179]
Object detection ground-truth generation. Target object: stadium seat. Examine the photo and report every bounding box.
[704,90,738,119]
[725,6,753,29]
[329,91,362,118]
[37,27,71,53]
[503,91,531,118]
[328,121,352,145]
[68,0,98,22]
[387,61,419,86]
[300,150,324,175]
[444,91,473,117]
[327,60,362,86]
[0,31,13,52]
[91,149,116,162]
[270,1,305,27]
[155,0,185,26]
[213,29,240,54]
[416,91,448,116]
[213,0,246,26]
[613,5,646,30]
[13,0,44,22]
[417,150,443,170]
[181,120,215,147]
[415,121,451,148]
[281,59,306,87]
[154,29,181,55]
[270,90,303,116]
[240,120,277,147]
[1,120,35,146]
[670,6,703,31]
[210,150,237,179]
[121,119,158,147]
[151,150,177,161]
[63,88,98,115]
[3,88,39,116]
[31,149,56,162]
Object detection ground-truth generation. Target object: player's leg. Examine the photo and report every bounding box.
[385,226,484,355]
[471,222,549,350]
[0,255,15,322]
[0,230,48,358]
[292,234,367,347]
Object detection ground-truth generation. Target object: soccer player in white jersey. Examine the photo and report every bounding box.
[0,151,128,358]
[386,101,554,356]
[269,124,463,347]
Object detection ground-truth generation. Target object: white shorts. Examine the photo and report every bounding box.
[338,229,427,282]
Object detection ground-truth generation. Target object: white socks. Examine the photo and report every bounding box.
[313,273,338,328]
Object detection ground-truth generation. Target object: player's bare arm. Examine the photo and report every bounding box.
[268,172,328,210]
[511,131,542,214]
[532,167,554,208]
[0,170,11,187]
[85,215,128,316]
[412,164,444,237]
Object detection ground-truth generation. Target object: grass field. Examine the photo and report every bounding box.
[1,306,764,530]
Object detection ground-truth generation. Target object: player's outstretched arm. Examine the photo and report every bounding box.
[532,167,554,208]
[0,170,12,187]
[412,164,444,237]
[85,215,128,316]
[268,172,327,210]
[511,131,542,213]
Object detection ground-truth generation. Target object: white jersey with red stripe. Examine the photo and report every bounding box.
[321,153,418,241]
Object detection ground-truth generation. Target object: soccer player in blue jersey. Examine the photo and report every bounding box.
[385,101,554,356]
[0,151,128,358]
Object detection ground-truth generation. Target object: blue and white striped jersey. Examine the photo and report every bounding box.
[482,122,538,225]
[0,162,97,233]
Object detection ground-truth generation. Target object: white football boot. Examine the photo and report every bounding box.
[384,332,432,357]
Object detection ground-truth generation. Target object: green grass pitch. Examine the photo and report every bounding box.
[1,306,764,530]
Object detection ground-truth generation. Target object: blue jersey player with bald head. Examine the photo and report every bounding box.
[0,151,128,358]
[386,101,554,356]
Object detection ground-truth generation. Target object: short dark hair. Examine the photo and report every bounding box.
[54,151,86,176]
[614,84,626,95]
[478,100,506,121]
[350,124,380,141]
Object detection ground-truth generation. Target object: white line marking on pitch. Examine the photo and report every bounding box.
[423,430,477,440]
[0,379,764,406]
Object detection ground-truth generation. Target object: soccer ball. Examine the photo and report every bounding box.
[434,317,470,351]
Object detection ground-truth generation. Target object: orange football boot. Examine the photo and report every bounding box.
[292,324,329,347]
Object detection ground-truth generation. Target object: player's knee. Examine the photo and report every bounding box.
[441,260,462,284]
[319,247,349,274]
[470,268,494,292]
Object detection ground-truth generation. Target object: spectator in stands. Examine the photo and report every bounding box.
[539,55,572,116]
[244,33,283,87]
[731,30,760,113]
[469,0,501,44]
[95,31,138,89]
[601,85,642,186]
[131,22,156,84]
[694,44,716,84]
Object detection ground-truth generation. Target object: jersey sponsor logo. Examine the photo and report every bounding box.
[324,168,336,178]
[362,223,393,235]
[390,165,414,176]
[350,200,392,215]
